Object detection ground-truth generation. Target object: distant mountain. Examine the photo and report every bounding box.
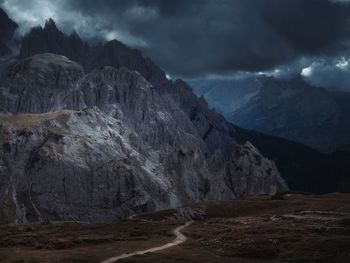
[191,76,350,153]
[190,76,350,193]
[229,77,350,153]
[188,78,261,116]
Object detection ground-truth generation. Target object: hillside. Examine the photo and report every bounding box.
[1,193,349,262]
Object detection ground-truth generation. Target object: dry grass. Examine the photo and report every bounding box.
[0,221,178,263]
[0,110,77,130]
[0,194,350,263]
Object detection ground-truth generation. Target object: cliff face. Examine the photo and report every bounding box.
[16,18,245,156]
[1,54,84,113]
[0,53,287,223]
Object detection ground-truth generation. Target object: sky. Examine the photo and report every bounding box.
[1,0,350,90]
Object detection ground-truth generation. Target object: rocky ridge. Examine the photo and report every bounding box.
[0,13,287,222]
[19,19,167,87]
[229,76,350,152]
[0,52,287,223]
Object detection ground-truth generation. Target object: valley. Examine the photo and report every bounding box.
[1,3,350,262]
[1,193,350,263]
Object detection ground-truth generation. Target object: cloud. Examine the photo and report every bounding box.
[301,57,350,90]
[1,0,350,78]
[331,0,350,3]
[301,64,315,77]
[335,57,349,69]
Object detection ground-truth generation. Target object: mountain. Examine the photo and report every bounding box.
[229,76,350,153]
[1,12,349,224]
[236,127,350,194]
[0,8,17,58]
[19,19,167,88]
[0,52,287,223]
[188,77,350,194]
[190,76,350,153]
[188,78,261,116]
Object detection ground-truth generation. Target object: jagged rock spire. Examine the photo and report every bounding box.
[70,28,80,38]
[44,18,58,30]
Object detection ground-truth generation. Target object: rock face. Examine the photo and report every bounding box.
[1,54,84,113]
[0,53,287,223]
[236,126,350,194]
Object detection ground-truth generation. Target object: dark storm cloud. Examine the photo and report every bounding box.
[1,0,350,78]
[300,56,350,90]
[263,0,350,53]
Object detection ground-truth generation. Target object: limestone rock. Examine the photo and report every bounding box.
[0,54,288,223]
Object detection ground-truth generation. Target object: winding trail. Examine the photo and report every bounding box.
[100,221,193,263]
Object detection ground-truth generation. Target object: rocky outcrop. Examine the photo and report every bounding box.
[0,54,287,223]
[0,54,84,113]
[16,18,250,156]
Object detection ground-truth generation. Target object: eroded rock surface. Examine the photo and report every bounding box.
[0,53,287,223]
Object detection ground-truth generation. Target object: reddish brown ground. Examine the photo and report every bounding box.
[1,193,350,263]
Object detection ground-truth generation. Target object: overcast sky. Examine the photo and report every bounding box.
[1,0,350,89]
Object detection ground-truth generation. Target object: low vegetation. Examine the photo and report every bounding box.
[1,193,349,262]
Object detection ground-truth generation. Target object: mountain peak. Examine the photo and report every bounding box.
[70,29,80,38]
[44,18,58,30]
[20,21,167,85]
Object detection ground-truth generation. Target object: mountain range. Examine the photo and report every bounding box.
[0,11,289,223]
[190,76,350,153]
[0,9,349,223]
[230,77,350,153]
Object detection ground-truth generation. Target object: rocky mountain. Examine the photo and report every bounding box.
[0,8,17,58]
[188,77,350,194]
[188,77,261,116]
[229,76,350,153]
[0,51,287,223]
[190,76,350,153]
[19,19,167,88]
[1,11,348,224]
[236,127,350,194]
